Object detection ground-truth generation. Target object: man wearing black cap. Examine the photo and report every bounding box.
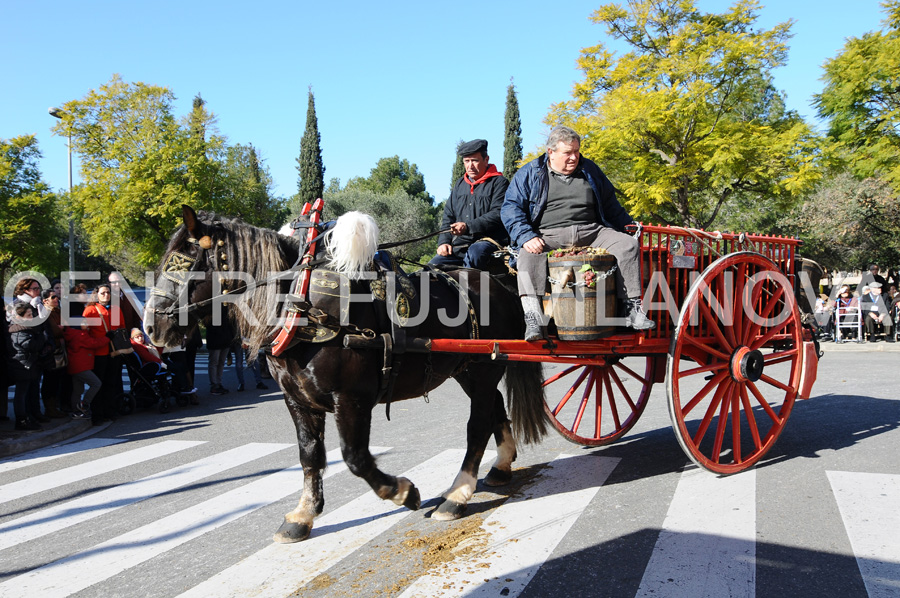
[860,281,894,341]
[859,263,887,290]
[430,139,509,270]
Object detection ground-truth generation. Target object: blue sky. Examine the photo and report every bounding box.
[0,0,889,205]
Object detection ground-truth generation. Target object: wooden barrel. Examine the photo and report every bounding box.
[547,252,617,340]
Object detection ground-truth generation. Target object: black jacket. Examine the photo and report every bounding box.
[438,170,510,255]
[8,322,46,381]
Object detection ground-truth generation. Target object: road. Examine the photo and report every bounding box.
[0,351,898,598]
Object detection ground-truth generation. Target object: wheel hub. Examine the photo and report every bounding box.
[730,346,764,383]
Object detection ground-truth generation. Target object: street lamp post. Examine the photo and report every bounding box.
[48,106,75,272]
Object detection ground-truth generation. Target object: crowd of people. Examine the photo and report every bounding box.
[814,264,899,343]
[2,274,267,432]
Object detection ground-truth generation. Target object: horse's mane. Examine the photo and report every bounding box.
[164,211,301,356]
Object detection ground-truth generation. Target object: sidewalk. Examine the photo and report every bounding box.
[818,338,900,352]
[0,415,94,459]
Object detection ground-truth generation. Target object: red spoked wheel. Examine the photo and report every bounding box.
[666,252,804,474]
[543,356,655,446]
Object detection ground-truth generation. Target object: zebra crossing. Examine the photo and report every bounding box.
[1,436,899,597]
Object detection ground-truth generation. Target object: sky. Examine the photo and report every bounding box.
[1,0,890,205]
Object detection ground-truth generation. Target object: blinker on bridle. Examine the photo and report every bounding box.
[151,233,222,318]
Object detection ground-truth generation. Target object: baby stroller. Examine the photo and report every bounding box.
[121,351,180,413]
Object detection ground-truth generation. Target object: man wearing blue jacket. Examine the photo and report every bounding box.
[501,126,654,340]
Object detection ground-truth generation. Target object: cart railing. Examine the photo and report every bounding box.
[635,225,801,342]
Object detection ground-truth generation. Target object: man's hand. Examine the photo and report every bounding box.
[450,222,468,235]
[523,237,546,254]
[437,244,453,257]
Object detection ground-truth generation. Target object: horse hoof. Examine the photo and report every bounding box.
[484,467,513,487]
[402,485,421,511]
[432,499,466,521]
[273,519,311,544]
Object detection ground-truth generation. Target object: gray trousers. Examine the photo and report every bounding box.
[516,223,642,300]
[71,370,102,408]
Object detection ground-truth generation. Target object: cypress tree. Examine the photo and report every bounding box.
[450,139,465,192]
[503,80,523,179]
[296,90,325,206]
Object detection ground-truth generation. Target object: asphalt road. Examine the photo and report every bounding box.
[0,350,898,598]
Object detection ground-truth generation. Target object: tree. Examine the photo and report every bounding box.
[50,75,226,272]
[815,1,900,190]
[345,155,434,204]
[219,143,288,230]
[324,187,436,262]
[503,80,523,179]
[296,90,325,208]
[782,172,900,272]
[450,140,465,192]
[546,0,822,229]
[0,135,66,281]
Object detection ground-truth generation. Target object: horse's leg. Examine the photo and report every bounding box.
[333,395,421,511]
[484,389,518,487]
[433,369,502,521]
[273,403,327,544]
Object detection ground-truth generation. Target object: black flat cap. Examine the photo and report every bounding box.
[458,139,488,156]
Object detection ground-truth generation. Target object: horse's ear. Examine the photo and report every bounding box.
[182,205,200,235]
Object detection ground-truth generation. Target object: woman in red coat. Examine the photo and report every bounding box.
[63,323,109,418]
[82,285,125,424]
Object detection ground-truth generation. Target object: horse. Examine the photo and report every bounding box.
[144,205,549,543]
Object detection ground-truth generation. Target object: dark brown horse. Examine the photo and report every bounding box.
[144,206,548,543]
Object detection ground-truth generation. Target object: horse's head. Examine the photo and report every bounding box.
[144,205,227,347]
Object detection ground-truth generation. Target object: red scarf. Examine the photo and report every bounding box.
[463,164,503,194]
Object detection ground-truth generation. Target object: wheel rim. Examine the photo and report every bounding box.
[543,356,654,446]
[667,252,802,474]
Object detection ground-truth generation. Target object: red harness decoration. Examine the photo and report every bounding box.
[271,198,324,356]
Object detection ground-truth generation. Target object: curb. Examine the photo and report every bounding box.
[0,418,94,459]
[818,342,900,353]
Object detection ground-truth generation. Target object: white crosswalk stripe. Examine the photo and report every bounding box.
[0,439,203,505]
[827,471,900,598]
[0,435,896,598]
[636,466,756,597]
[398,453,619,598]
[0,442,292,551]
[0,445,388,598]
[0,437,127,474]
[177,448,495,598]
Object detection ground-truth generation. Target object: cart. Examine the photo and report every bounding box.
[421,225,819,475]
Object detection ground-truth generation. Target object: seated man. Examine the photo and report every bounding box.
[429,139,509,270]
[501,126,654,341]
[860,282,894,342]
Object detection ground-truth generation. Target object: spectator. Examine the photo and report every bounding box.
[14,278,42,312]
[67,282,89,322]
[859,263,887,289]
[834,285,859,341]
[129,328,168,381]
[161,334,199,404]
[39,289,68,417]
[814,293,834,340]
[243,338,268,390]
[205,317,234,395]
[1,296,10,422]
[184,326,202,392]
[63,321,108,419]
[860,282,894,342]
[83,284,125,424]
[8,302,46,430]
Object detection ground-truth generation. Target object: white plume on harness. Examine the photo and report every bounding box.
[327,211,379,280]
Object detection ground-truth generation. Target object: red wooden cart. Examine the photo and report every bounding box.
[424,225,819,475]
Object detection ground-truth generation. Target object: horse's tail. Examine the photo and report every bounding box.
[328,211,379,280]
[504,361,548,445]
